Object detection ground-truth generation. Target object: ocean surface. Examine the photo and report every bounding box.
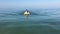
[0,8,60,34]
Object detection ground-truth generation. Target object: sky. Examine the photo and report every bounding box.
[0,0,60,8]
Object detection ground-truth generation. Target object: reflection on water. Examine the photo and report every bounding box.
[0,8,60,34]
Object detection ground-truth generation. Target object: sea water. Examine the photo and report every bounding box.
[0,8,60,34]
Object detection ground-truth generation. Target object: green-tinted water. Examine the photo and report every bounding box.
[0,9,60,34]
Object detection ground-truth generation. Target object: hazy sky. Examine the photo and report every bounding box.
[0,0,60,8]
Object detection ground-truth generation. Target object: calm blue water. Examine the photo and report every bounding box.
[0,8,60,34]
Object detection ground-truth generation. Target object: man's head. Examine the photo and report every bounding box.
[26,9,29,12]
